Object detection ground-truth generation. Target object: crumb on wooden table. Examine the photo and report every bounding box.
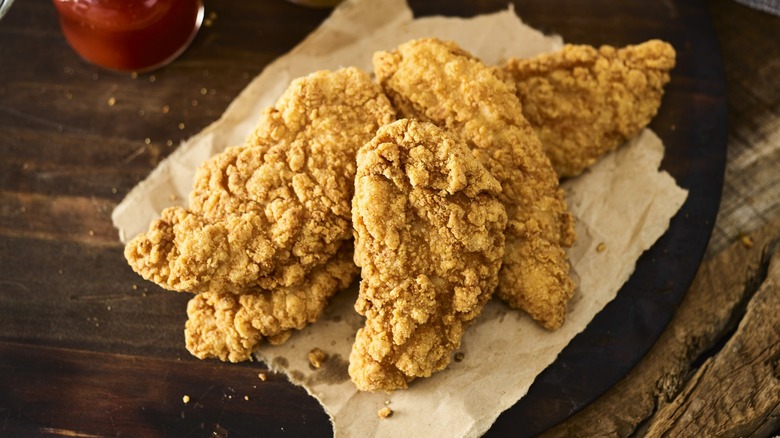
[740,234,754,248]
[182,395,190,404]
[258,372,267,381]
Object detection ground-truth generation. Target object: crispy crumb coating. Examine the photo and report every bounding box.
[349,119,506,391]
[374,39,575,330]
[502,40,676,177]
[124,67,396,294]
[185,244,358,362]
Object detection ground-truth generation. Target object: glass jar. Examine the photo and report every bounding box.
[0,0,15,21]
[52,0,204,72]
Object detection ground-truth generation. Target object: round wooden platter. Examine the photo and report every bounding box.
[0,0,726,436]
[474,0,728,435]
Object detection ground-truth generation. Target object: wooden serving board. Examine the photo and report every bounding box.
[0,0,727,436]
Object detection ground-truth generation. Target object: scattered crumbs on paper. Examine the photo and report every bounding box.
[308,348,329,369]
[378,407,393,419]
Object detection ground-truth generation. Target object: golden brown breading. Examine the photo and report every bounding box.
[502,40,676,178]
[124,67,396,294]
[349,119,506,391]
[185,244,358,362]
[374,38,575,330]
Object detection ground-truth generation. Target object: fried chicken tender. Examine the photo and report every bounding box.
[502,40,676,178]
[124,67,396,294]
[349,119,506,391]
[374,38,575,330]
[185,244,358,362]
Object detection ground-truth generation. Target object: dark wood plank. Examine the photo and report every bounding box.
[0,235,186,357]
[0,341,331,438]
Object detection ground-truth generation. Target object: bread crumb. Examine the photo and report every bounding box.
[740,234,754,248]
[182,395,190,404]
[243,395,250,401]
[162,105,170,114]
[107,97,116,106]
[596,242,607,253]
[200,87,208,95]
[258,372,267,381]
[378,407,393,419]
[204,11,217,27]
[178,122,185,130]
[308,348,328,369]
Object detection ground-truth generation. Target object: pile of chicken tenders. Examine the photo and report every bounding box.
[125,38,675,391]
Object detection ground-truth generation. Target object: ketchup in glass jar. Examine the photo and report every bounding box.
[53,0,204,72]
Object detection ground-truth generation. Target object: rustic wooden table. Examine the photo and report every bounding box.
[1,0,778,437]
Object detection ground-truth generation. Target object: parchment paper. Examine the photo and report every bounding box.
[111,0,688,436]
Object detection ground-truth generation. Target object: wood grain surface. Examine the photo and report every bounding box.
[0,0,777,437]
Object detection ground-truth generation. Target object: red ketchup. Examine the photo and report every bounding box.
[53,0,204,72]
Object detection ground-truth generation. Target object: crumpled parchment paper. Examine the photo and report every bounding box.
[111,0,688,436]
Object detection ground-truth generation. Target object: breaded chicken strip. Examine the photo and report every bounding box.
[185,244,358,362]
[349,119,506,391]
[502,40,676,178]
[374,39,575,330]
[125,67,396,294]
